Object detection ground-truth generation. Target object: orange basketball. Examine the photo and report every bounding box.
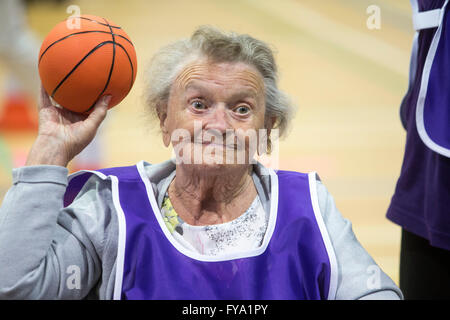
[38,14,137,113]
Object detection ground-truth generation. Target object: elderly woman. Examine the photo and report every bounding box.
[0,26,402,300]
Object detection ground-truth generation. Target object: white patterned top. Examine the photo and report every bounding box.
[161,194,268,256]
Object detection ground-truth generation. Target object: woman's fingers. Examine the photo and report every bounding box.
[84,95,111,130]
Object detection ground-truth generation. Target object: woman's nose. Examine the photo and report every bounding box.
[204,104,229,134]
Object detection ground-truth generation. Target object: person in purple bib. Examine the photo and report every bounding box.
[0,26,402,300]
[387,0,450,299]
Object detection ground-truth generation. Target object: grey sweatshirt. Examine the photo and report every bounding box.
[0,160,403,300]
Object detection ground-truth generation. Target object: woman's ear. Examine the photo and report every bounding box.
[266,116,277,136]
[158,106,171,147]
[258,116,277,155]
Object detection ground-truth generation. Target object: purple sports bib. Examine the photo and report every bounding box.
[416,0,450,157]
[64,162,337,300]
[387,0,450,251]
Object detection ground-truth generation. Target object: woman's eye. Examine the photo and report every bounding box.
[235,105,250,115]
[191,101,206,110]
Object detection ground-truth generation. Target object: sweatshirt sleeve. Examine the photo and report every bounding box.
[315,178,403,300]
[0,166,112,299]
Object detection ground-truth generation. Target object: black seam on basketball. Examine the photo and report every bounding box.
[67,16,122,29]
[38,30,133,64]
[114,43,135,92]
[82,19,117,113]
[99,18,135,87]
[50,40,114,99]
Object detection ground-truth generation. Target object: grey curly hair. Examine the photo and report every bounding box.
[144,25,295,148]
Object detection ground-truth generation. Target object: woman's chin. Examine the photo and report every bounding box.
[189,158,232,171]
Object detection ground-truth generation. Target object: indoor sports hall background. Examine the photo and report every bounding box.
[0,0,415,286]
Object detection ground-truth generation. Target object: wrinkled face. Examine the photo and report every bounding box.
[160,59,271,169]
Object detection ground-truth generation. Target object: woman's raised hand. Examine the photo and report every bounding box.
[25,86,110,167]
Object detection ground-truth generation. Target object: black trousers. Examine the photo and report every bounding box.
[400,228,450,300]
